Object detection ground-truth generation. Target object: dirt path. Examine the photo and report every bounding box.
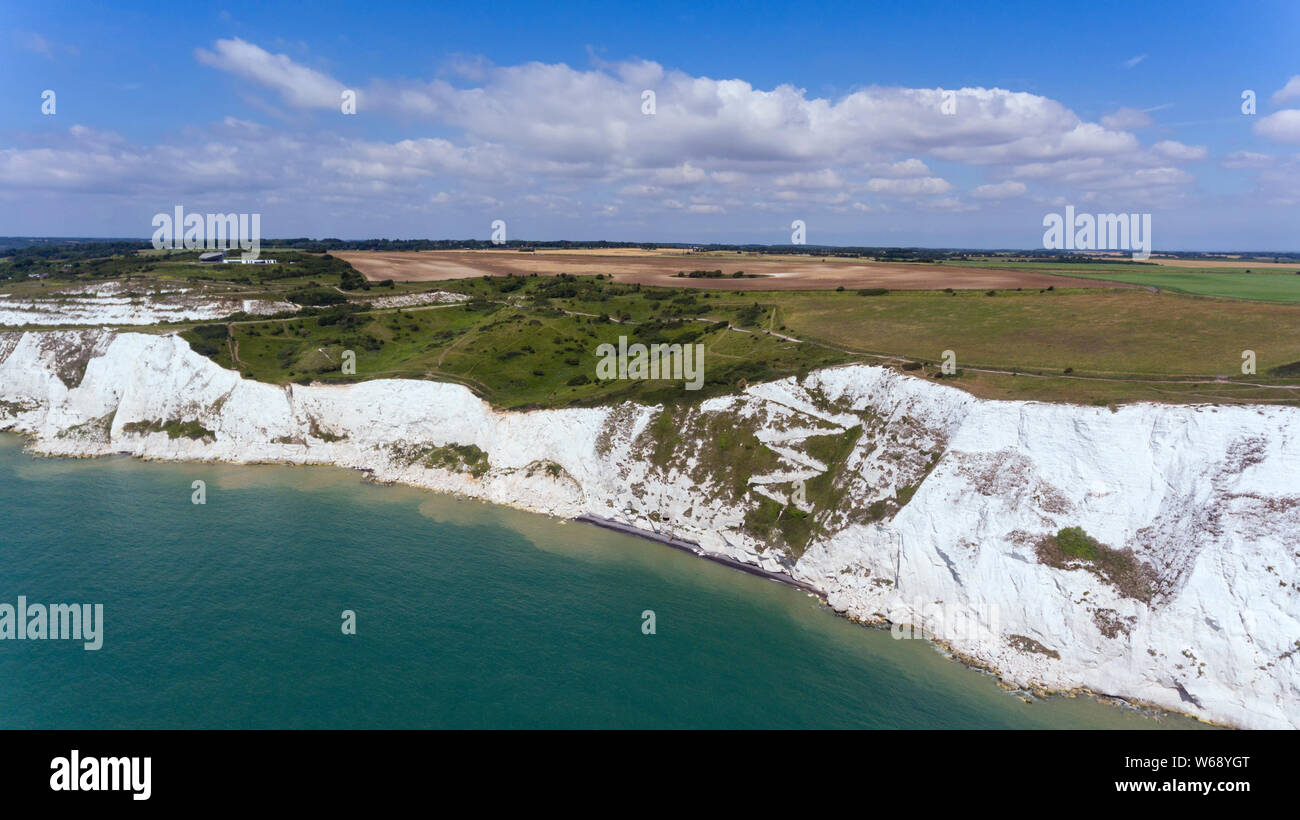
[226,327,242,366]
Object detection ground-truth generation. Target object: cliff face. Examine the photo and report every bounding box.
[3,328,1298,729]
[0,282,296,326]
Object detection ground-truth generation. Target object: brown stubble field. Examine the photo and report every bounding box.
[335,249,1132,291]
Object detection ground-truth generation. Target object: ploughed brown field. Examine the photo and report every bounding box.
[336,250,1130,291]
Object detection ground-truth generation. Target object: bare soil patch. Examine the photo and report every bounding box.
[337,250,1126,291]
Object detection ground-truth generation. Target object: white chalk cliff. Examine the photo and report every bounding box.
[0,282,296,326]
[2,328,1297,729]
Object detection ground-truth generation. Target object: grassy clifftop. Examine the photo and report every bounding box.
[7,245,1300,409]
[177,270,1300,410]
[182,274,846,409]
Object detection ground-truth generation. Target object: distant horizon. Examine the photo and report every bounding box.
[4,236,1299,257]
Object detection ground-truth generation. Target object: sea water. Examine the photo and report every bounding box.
[0,436,1206,729]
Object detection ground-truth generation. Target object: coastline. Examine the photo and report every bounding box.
[577,508,1216,727]
[0,431,1221,728]
[574,513,826,596]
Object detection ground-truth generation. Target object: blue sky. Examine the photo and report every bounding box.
[3,0,1298,249]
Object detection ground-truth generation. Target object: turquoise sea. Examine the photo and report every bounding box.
[0,436,1204,729]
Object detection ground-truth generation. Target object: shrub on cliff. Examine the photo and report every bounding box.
[1035,527,1156,602]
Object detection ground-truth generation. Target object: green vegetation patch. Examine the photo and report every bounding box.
[640,404,782,499]
[0,399,40,416]
[523,460,567,479]
[185,323,229,357]
[1269,360,1300,378]
[1061,268,1300,303]
[0,242,365,287]
[894,451,941,509]
[179,274,845,410]
[672,269,760,279]
[390,442,491,477]
[743,424,863,557]
[121,417,215,441]
[1035,526,1155,602]
[55,412,116,441]
[307,416,347,442]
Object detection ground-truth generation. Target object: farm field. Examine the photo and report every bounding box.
[334,249,1126,291]
[725,287,1300,376]
[1048,268,1300,303]
[1150,258,1300,269]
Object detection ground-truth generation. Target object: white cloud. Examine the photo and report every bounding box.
[19,32,54,57]
[196,38,344,108]
[1220,151,1274,170]
[971,181,1027,199]
[708,170,747,185]
[1124,54,1147,68]
[1153,140,1208,161]
[1100,107,1153,129]
[773,169,844,188]
[321,138,512,181]
[619,184,665,197]
[1247,155,1300,206]
[652,163,709,186]
[196,43,1154,174]
[14,31,78,59]
[1090,166,1194,190]
[865,177,952,196]
[0,42,1225,243]
[865,158,931,177]
[1255,110,1300,144]
[1272,76,1300,105]
[774,190,849,204]
[919,197,977,212]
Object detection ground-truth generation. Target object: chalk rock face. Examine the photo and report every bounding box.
[2,329,1298,729]
[355,290,470,309]
[0,282,296,326]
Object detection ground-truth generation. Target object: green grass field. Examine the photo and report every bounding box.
[713,287,1300,376]
[186,291,845,409]
[177,275,1300,408]
[1054,269,1300,303]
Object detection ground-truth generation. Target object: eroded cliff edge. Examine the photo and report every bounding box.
[3,328,1297,728]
